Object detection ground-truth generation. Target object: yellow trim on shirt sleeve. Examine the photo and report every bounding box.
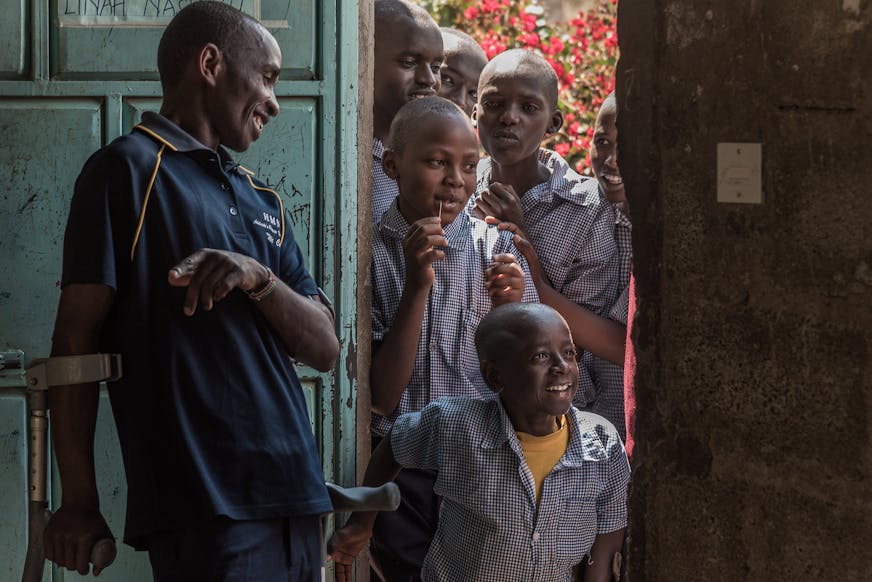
[130,144,166,261]
[246,174,285,246]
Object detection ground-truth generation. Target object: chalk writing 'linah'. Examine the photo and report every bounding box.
[63,0,251,19]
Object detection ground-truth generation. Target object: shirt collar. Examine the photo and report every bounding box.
[373,137,385,161]
[377,197,470,251]
[477,149,589,209]
[615,204,632,229]
[480,400,611,468]
[135,111,243,172]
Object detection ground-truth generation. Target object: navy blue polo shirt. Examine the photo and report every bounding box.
[61,112,332,548]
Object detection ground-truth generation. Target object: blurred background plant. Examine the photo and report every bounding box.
[420,0,618,175]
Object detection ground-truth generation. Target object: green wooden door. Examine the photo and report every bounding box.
[0,1,363,580]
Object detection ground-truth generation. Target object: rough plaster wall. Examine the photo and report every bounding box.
[616,1,872,580]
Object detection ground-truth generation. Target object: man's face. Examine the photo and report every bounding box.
[473,68,561,167]
[373,17,444,133]
[383,113,479,226]
[590,100,625,203]
[438,49,486,117]
[210,23,281,152]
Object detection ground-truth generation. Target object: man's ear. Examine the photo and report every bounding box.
[548,109,564,134]
[480,360,502,393]
[198,43,223,88]
[382,150,399,180]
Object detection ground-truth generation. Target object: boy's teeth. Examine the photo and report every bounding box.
[545,383,570,392]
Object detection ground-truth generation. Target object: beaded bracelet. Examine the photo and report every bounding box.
[247,268,277,302]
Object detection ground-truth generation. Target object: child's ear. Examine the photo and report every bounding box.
[471,104,479,128]
[480,361,502,393]
[547,110,564,134]
[382,150,399,180]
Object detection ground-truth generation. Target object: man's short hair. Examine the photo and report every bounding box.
[387,96,470,153]
[375,0,435,31]
[157,0,260,90]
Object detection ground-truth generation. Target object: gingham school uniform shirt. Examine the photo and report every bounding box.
[476,149,620,407]
[475,149,619,316]
[372,138,399,224]
[391,397,631,582]
[583,204,633,438]
[370,200,539,436]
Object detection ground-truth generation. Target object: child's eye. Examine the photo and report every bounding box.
[463,162,477,173]
[533,352,550,361]
[522,103,539,113]
[441,74,455,87]
[430,63,442,74]
[427,159,447,168]
[468,89,477,101]
[399,58,416,69]
[563,349,578,360]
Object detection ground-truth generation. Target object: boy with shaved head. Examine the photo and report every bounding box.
[329,303,629,582]
[371,0,444,222]
[44,2,338,580]
[437,28,488,117]
[471,48,620,411]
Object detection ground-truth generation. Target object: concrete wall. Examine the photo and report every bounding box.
[616,1,872,580]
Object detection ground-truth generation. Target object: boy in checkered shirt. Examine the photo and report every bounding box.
[368,96,538,580]
[469,49,624,423]
[329,303,630,582]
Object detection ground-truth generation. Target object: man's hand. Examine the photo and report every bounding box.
[472,182,525,230]
[327,520,374,582]
[485,253,525,306]
[44,505,113,576]
[402,217,447,290]
[168,249,269,315]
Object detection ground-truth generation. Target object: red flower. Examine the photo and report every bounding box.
[555,142,571,157]
[463,6,478,19]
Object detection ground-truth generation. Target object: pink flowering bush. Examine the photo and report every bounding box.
[421,0,618,175]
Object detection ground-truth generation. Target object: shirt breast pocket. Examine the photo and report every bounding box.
[554,495,599,563]
[458,308,488,394]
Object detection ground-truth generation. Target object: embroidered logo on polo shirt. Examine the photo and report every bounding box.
[254,212,282,246]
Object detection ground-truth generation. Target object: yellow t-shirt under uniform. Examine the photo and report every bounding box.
[516,415,570,503]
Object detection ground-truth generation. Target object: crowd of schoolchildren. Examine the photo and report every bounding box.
[330,1,635,581]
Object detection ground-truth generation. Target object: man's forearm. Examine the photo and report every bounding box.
[255,281,340,371]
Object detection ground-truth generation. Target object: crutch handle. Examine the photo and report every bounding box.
[325,482,401,513]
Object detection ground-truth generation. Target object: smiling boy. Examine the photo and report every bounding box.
[470,49,619,407]
[329,303,630,582]
[371,0,444,222]
[369,96,537,580]
[437,28,488,117]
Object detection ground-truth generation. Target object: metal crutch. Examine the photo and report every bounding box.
[22,353,122,582]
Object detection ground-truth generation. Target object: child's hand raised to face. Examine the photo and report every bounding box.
[485,253,526,307]
[402,216,447,289]
[472,182,525,231]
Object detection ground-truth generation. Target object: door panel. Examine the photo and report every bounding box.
[53,0,317,80]
[0,1,27,78]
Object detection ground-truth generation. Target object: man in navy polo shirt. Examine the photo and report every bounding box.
[43,2,340,580]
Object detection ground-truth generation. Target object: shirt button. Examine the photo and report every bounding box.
[532,532,540,542]
[229,206,238,216]
[220,182,230,191]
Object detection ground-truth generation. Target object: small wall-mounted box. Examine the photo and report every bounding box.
[717,143,763,204]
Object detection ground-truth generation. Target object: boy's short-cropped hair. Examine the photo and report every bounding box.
[387,96,470,153]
